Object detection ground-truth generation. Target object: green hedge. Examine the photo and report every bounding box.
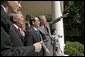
[64,41,84,56]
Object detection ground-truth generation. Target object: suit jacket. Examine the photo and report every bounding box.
[12,24,24,42]
[25,27,43,56]
[25,27,41,45]
[1,5,35,56]
[38,23,52,40]
[38,23,53,56]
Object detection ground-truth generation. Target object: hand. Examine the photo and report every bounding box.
[33,42,42,52]
[45,48,50,55]
[63,13,69,18]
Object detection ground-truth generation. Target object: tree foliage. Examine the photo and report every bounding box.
[64,1,84,44]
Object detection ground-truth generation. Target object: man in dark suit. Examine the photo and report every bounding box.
[25,16,42,56]
[25,16,50,56]
[9,13,25,42]
[1,1,42,56]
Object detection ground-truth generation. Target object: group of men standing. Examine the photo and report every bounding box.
[1,1,54,56]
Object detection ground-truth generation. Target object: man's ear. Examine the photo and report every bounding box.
[32,21,34,25]
[13,17,17,22]
[7,1,9,3]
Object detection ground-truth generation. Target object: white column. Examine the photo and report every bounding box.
[52,1,65,55]
[60,1,64,13]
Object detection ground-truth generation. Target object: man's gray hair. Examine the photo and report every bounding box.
[38,15,45,20]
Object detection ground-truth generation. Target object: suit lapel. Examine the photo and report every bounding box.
[1,6,10,34]
[11,24,24,42]
[31,27,41,41]
[45,23,51,37]
[38,26,46,35]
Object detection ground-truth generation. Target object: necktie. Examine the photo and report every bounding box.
[44,25,49,36]
[17,28,22,38]
[36,30,40,38]
[20,29,25,37]
[18,28,25,38]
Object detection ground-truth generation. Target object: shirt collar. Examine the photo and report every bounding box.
[1,5,7,13]
[13,24,19,29]
[33,27,38,31]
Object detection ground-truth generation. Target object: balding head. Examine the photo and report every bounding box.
[9,13,24,29]
[2,1,21,14]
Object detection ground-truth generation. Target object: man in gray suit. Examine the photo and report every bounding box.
[38,15,53,56]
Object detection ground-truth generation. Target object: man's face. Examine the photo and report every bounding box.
[16,15,24,28]
[40,16,47,25]
[8,1,21,13]
[33,17,40,27]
